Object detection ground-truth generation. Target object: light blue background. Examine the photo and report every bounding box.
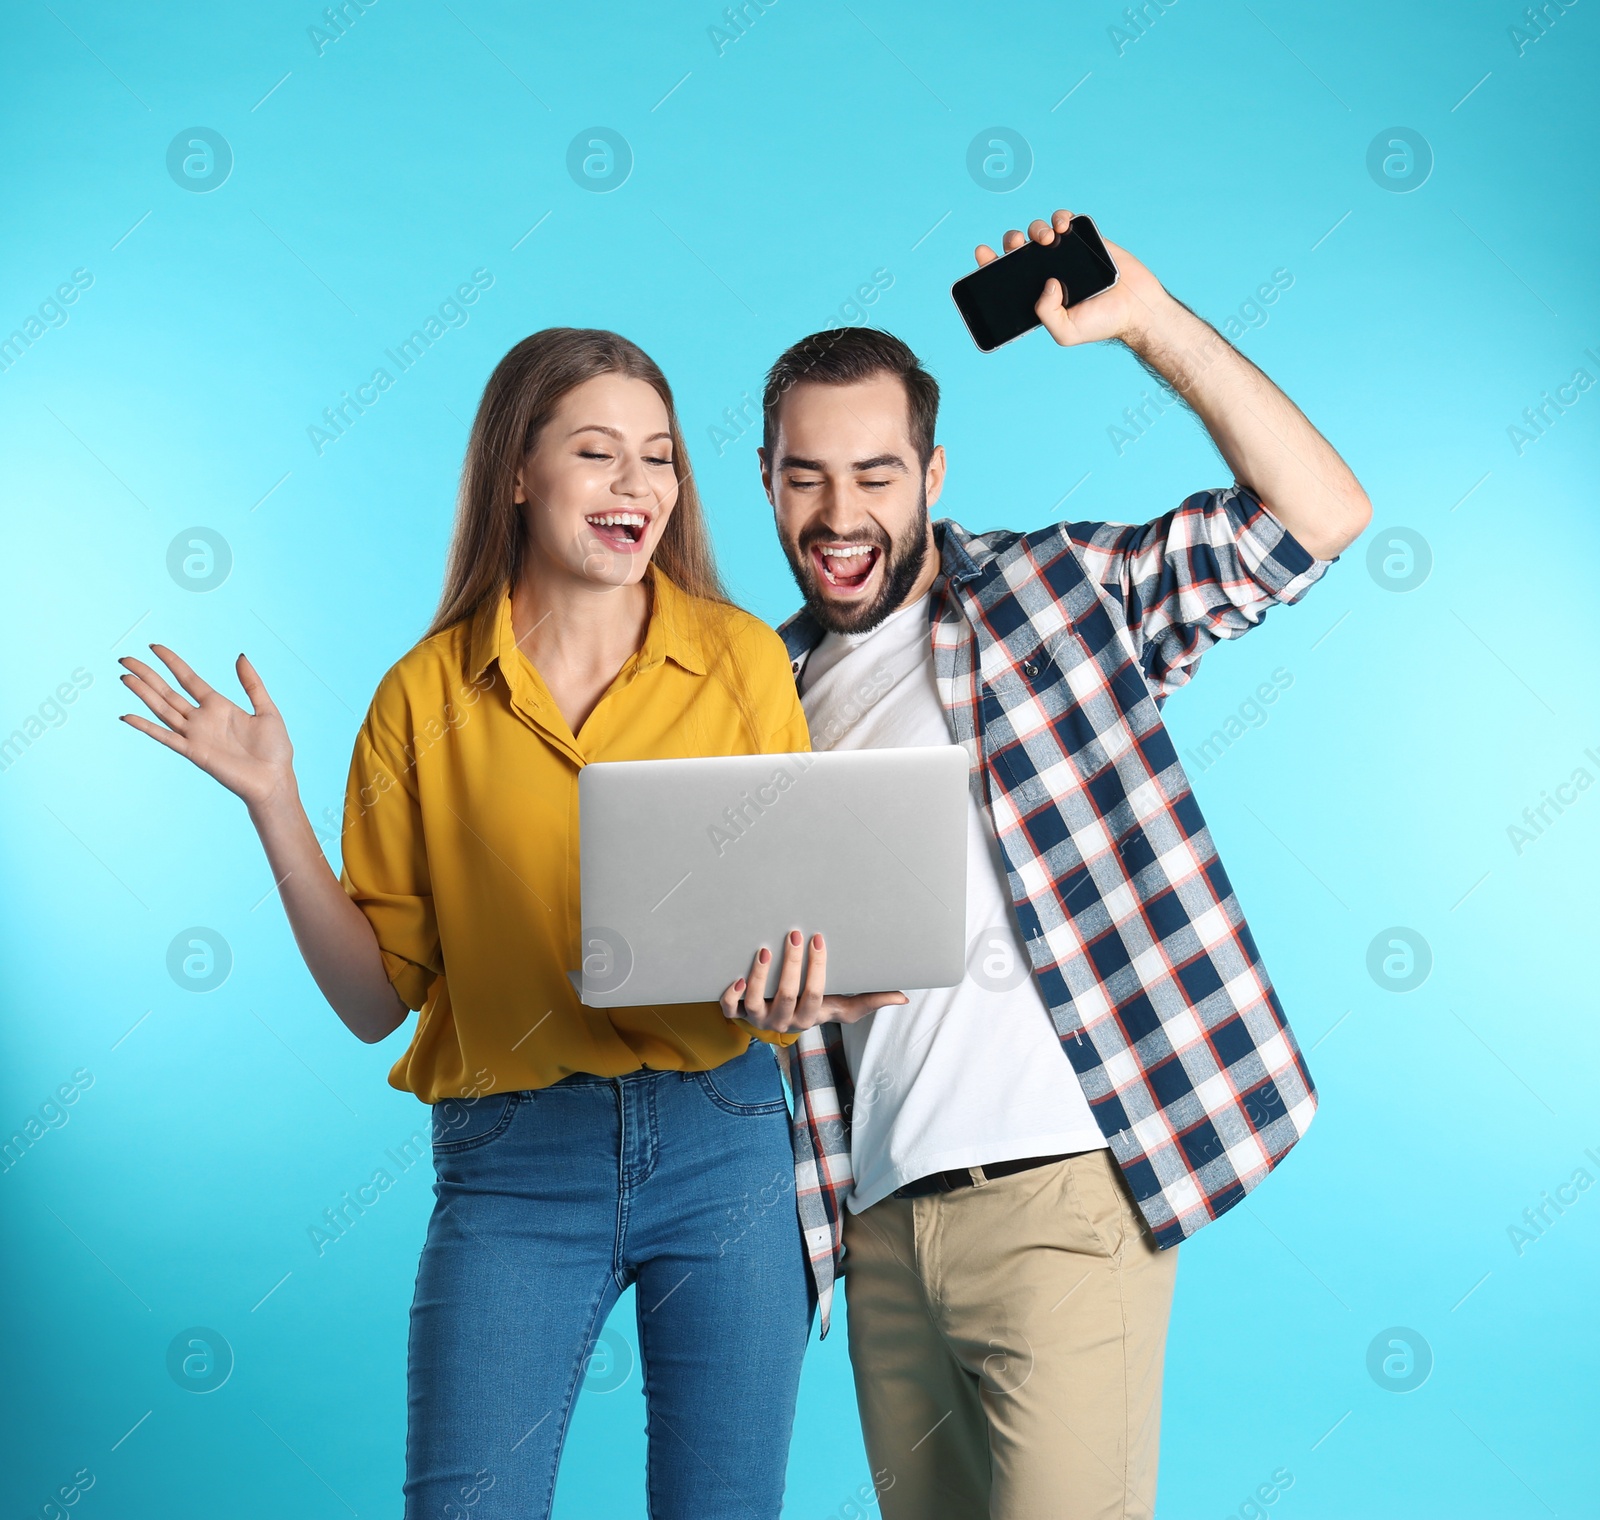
[3,2,1597,1515]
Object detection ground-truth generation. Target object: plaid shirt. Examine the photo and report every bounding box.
[779,484,1334,1334]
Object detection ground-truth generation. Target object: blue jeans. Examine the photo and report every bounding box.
[404,1041,813,1519]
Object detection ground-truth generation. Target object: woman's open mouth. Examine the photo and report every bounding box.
[812,542,882,595]
[583,511,651,554]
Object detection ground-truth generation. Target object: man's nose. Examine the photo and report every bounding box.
[811,506,876,539]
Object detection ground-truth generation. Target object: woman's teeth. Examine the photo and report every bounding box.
[586,512,647,542]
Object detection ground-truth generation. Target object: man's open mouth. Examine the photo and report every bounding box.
[811,542,882,594]
[584,511,651,554]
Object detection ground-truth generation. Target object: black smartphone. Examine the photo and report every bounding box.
[950,214,1119,353]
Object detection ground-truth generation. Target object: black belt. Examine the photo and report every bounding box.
[892,1152,1081,1199]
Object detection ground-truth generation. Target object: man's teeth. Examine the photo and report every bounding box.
[587,513,647,528]
[818,543,878,588]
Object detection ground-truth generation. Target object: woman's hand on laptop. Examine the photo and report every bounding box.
[721,931,907,1033]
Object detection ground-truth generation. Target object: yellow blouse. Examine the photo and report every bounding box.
[339,569,809,1105]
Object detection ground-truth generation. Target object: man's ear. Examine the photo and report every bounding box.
[757,446,775,506]
[923,444,947,512]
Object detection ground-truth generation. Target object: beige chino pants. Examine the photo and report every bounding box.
[841,1150,1178,1520]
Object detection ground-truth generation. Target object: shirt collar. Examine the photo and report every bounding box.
[640,566,710,677]
[934,517,985,585]
[466,590,505,684]
[467,565,709,684]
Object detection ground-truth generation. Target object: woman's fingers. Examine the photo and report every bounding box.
[740,946,772,1019]
[236,653,277,717]
[725,937,902,1032]
[974,243,1000,266]
[119,712,188,754]
[830,990,909,1024]
[719,975,749,1021]
[118,655,193,715]
[120,667,190,729]
[149,643,218,705]
[799,933,828,1017]
[1001,228,1026,253]
[772,930,806,1017]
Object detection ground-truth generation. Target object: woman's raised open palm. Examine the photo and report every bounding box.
[119,644,294,809]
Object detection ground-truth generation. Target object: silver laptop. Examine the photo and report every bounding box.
[576,746,969,1007]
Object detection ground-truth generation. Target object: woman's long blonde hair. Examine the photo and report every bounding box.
[427,328,764,745]
[429,328,728,636]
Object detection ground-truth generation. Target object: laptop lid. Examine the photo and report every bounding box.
[576,745,968,1007]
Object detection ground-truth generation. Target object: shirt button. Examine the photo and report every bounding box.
[1022,659,1040,678]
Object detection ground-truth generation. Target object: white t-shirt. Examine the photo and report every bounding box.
[799,593,1107,1214]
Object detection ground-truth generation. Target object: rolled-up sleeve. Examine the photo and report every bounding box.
[338,710,440,1011]
[1067,483,1334,697]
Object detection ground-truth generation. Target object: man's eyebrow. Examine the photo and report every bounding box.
[778,453,909,472]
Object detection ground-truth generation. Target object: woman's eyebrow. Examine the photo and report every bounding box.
[566,425,673,445]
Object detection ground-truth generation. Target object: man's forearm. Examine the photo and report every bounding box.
[1121,288,1371,560]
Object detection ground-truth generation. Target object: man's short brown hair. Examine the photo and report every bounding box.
[762,327,940,465]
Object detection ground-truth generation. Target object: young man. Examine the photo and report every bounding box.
[723,209,1371,1519]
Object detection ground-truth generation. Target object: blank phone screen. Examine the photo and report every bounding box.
[950,216,1119,352]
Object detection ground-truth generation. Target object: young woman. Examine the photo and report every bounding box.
[117,329,887,1518]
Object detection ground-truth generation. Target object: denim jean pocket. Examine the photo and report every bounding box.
[693,1044,788,1116]
[431,1090,520,1153]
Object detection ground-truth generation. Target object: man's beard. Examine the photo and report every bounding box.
[781,487,932,637]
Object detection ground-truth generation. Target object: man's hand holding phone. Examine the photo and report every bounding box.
[721,930,908,1035]
[957,207,1175,353]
